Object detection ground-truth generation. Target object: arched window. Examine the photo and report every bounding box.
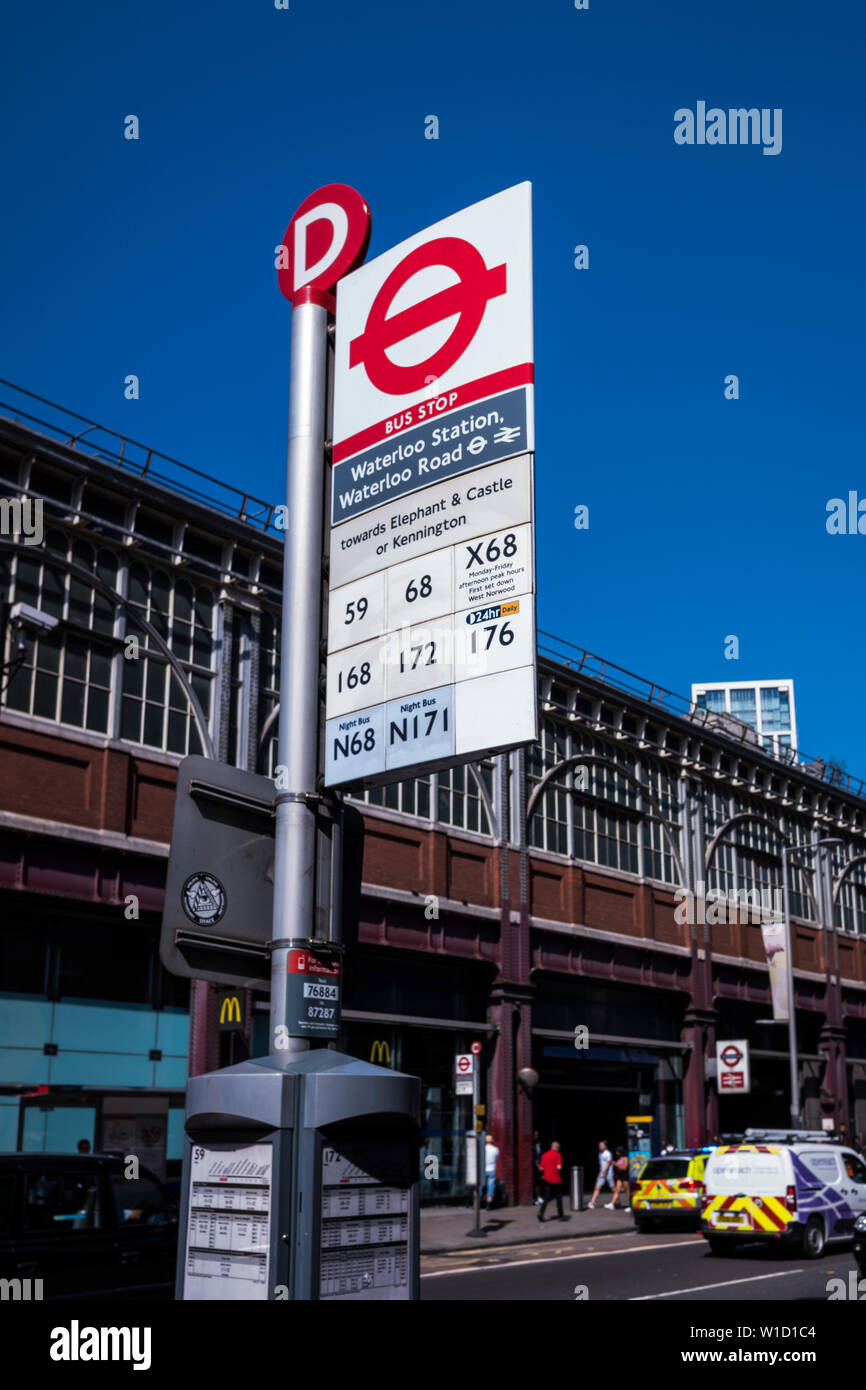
[836,859,866,935]
[4,530,117,733]
[121,563,216,754]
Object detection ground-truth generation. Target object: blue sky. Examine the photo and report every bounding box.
[1,0,863,770]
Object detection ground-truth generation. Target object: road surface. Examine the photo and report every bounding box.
[421,1229,861,1301]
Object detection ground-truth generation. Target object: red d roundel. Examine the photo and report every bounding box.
[721,1045,743,1067]
[278,183,371,306]
[349,236,507,395]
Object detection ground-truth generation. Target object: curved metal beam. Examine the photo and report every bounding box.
[466,761,498,839]
[703,811,818,917]
[704,811,792,876]
[256,702,280,771]
[831,852,866,905]
[525,751,686,886]
[0,539,215,758]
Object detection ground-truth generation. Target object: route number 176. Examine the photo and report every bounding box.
[469,621,514,653]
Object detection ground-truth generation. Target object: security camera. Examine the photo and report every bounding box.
[9,602,59,634]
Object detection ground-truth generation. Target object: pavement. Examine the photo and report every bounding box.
[420,1200,644,1253]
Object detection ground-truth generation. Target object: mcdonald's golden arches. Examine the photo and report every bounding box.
[217,989,244,1031]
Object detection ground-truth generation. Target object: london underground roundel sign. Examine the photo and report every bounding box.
[349,236,507,394]
[332,182,533,465]
[278,183,371,308]
[716,1038,750,1093]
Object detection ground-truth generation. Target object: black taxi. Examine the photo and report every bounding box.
[0,1151,177,1299]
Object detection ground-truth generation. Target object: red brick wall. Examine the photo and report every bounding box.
[0,724,177,841]
[2,722,866,998]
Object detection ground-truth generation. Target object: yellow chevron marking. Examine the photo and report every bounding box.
[634,1178,699,1210]
[759,1196,792,1227]
[705,1192,792,1232]
[750,1203,778,1232]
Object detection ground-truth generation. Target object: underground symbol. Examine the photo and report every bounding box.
[349,236,507,395]
[181,871,227,927]
[721,1045,743,1067]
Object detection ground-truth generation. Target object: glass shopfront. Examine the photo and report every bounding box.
[341,1018,480,1204]
[340,948,495,1204]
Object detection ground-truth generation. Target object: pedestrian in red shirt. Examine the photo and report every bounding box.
[537,1140,567,1222]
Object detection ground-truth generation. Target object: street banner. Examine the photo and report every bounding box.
[760,916,790,1021]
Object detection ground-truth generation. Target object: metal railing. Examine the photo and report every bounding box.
[1,381,860,800]
[537,630,865,800]
[0,379,279,533]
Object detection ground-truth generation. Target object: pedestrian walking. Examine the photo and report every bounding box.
[587,1139,613,1209]
[605,1146,631,1211]
[484,1135,500,1211]
[537,1140,567,1222]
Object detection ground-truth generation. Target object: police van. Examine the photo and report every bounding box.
[632,1149,711,1231]
[701,1129,866,1258]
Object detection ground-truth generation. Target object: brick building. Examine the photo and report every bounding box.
[1,383,865,1201]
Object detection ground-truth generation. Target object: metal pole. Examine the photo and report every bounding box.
[269,300,329,1057]
[823,845,843,1027]
[781,845,800,1128]
[472,1062,482,1233]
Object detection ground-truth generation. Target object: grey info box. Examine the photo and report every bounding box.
[331,386,530,526]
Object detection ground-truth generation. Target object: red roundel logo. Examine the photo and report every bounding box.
[349,236,507,394]
[721,1045,743,1067]
[278,183,371,307]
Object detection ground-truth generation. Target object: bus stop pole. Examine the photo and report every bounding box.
[471,1060,482,1234]
[269,298,330,1057]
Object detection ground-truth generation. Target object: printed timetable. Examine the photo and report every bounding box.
[183,1143,272,1301]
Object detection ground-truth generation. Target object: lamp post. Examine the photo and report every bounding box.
[780,837,843,1129]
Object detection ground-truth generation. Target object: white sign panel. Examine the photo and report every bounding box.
[325,185,536,789]
[183,1143,272,1301]
[330,452,532,591]
[455,1053,475,1077]
[454,1054,476,1097]
[465,1133,478,1185]
[716,1039,751,1094]
[333,182,533,468]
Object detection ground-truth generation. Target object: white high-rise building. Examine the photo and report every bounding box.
[691,679,797,757]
